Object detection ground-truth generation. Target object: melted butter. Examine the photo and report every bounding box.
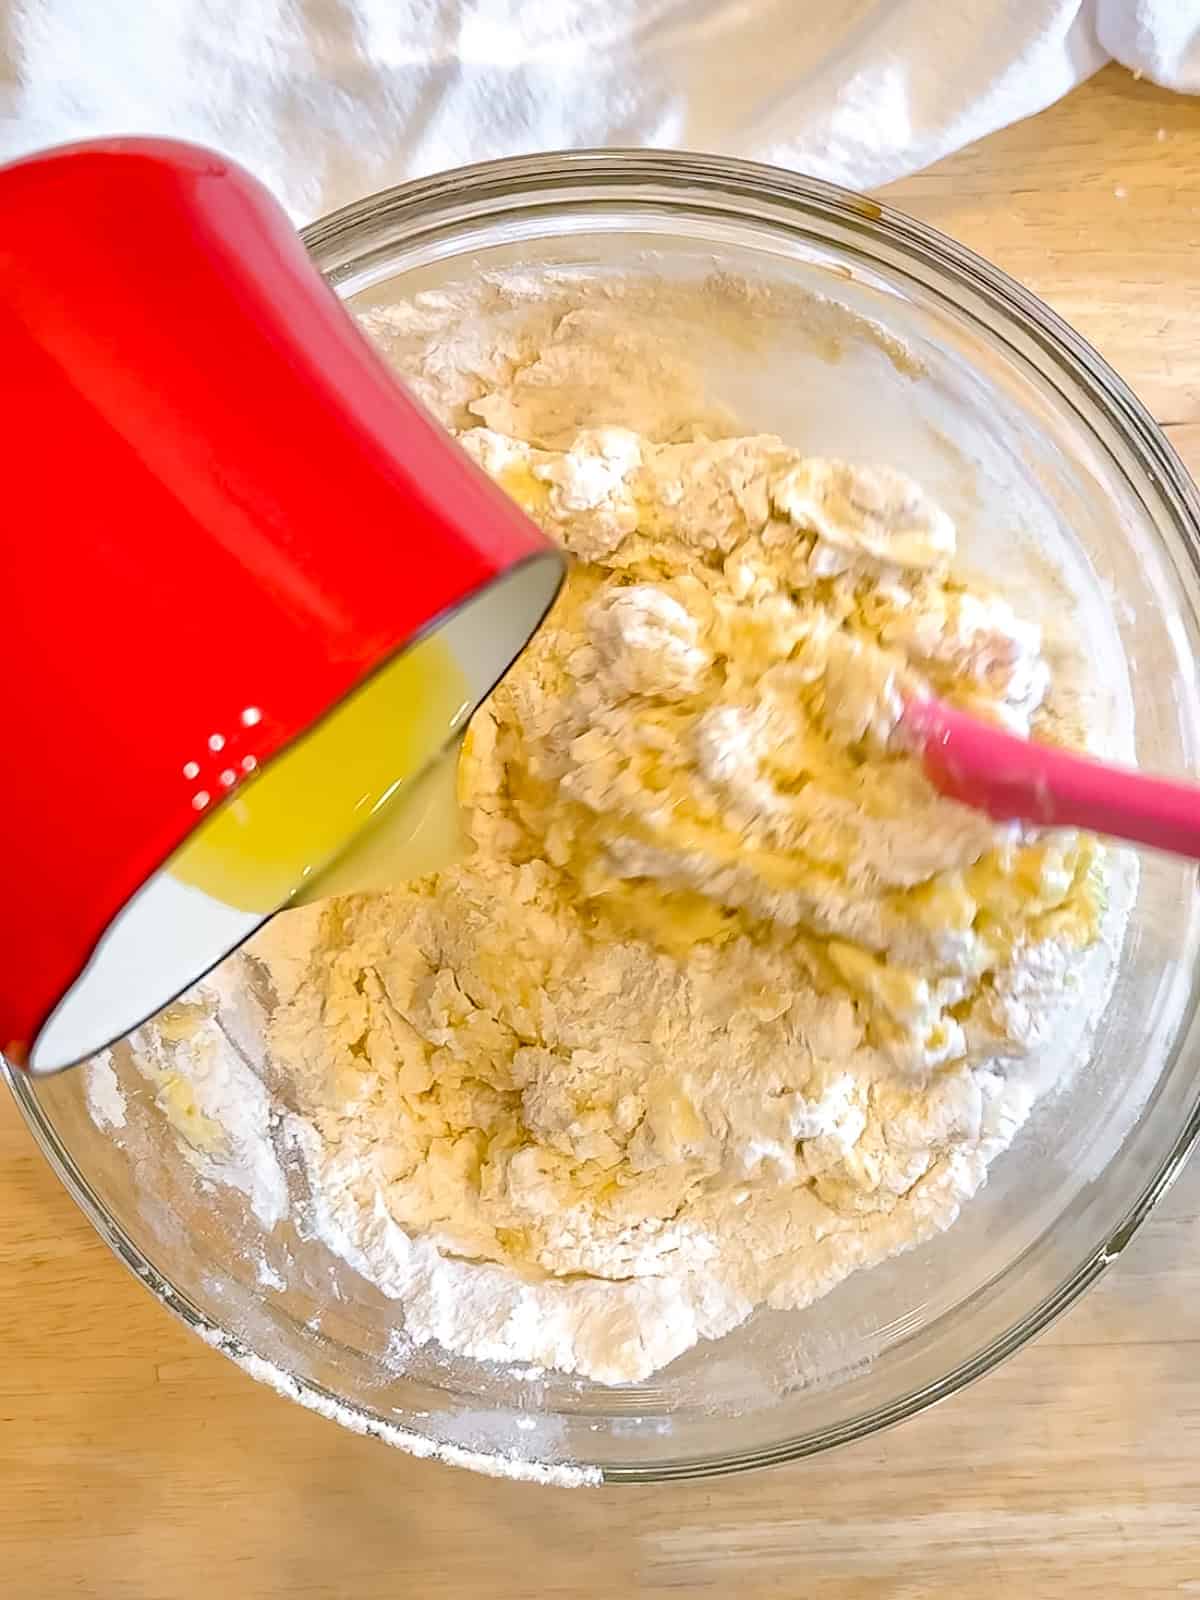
[294,745,466,903]
[156,1072,226,1154]
[170,633,471,913]
[589,881,742,957]
[827,940,929,1027]
[496,461,551,513]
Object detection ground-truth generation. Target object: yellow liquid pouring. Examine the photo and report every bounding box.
[169,633,472,913]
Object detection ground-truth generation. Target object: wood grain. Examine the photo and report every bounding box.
[4,63,1200,1599]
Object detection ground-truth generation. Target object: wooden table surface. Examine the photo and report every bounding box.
[4,65,1200,1600]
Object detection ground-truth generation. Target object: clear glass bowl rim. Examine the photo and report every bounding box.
[8,147,1200,1485]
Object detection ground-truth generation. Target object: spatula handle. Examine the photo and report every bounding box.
[905,697,1200,861]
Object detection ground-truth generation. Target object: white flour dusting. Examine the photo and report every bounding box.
[84,1054,126,1130]
[188,1324,600,1488]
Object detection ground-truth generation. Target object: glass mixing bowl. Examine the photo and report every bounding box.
[9,152,1200,1485]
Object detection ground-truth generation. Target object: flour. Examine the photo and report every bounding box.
[190,1323,600,1489]
[117,997,289,1230]
[84,1054,126,1131]
[112,274,1132,1389]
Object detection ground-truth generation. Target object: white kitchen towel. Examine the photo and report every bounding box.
[0,0,1196,222]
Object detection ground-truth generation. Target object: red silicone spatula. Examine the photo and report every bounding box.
[904,696,1200,859]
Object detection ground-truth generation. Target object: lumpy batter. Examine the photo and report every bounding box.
[119,284,1129,1385]
[238,419,1119,1383]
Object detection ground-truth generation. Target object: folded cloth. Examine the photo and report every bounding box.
[0,0,1195,221]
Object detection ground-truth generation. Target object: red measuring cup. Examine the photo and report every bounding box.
[0,138,563,1074]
